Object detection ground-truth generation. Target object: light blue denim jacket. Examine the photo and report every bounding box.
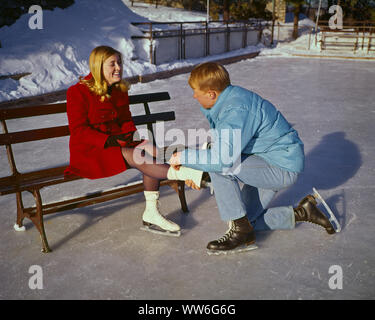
[180,85,305,173]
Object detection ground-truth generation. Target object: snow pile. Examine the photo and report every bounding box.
[0,0,261,102]
[122,0,206,22]
[0,0,153,102]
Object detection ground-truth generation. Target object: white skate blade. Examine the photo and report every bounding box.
[207,244,258,256]
[140,225,181,237]
[313,187,341,233]
[14,224,26,231]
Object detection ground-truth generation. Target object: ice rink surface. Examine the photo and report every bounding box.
[0,56,374,300]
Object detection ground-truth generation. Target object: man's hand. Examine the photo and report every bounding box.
[185,179,200,190]
[169,151,182,167]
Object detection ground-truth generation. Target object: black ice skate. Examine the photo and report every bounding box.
[206,216,258,255]
[200,172,214,194]
[294,188,341,234]
[312,187,341,232]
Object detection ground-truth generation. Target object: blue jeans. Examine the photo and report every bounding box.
[209,155,299,231]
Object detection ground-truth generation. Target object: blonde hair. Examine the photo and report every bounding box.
[80,46,130,102]
[188,62,230,93]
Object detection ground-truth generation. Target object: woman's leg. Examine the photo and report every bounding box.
[121,147,169,191]
[121,147,203,189]
[121,147,180,234]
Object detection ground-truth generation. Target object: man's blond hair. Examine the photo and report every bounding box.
[80,46,129,102]
[188,62,230,93]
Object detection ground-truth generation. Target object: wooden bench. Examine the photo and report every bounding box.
[0,91,188,253]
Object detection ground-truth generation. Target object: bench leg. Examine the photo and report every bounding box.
[30,189,52,253]
[169,181,189,213]
[15,191,26,230]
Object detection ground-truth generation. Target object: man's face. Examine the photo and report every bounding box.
[192,87,217,109]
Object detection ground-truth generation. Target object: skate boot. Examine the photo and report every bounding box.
[141,191,181,237]
[200,172,212,189]
[167,166,204,189]
[294,195,335,234]
[206,216,257,255]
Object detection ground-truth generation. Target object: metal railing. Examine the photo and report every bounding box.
[131,20,265,64]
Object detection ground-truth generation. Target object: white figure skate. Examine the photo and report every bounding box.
[141,191,181,237]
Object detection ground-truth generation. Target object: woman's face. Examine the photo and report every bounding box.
[102,54,122,85]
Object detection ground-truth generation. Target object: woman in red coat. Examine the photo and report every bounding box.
[65,46,203,236]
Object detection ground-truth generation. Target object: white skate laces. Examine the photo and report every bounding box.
[217,221,235,243]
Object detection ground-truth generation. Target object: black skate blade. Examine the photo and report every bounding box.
[140,225,181,237]
[312,187,341,233]
[207,244,258,256]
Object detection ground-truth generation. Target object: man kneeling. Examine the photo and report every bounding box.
[169,62,336,255]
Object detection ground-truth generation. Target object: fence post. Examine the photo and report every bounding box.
[257,24,263,44]
[207,21,211,56]
[242,22,247,48]
[367,29,372,53]
[183,29,186,59]
[179,23,182,60]
[307,27,312,50]
[226,21,230,52]
[149,23,154,64]
[362,29,365,50]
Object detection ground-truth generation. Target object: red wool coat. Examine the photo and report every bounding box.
[64,75,137,179]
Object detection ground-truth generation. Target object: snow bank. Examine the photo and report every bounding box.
[0,0,153,102]
[0,0,263,102]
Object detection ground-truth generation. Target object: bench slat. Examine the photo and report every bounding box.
[0,111,175,145]
[132,111,175,125]
[0,103,67,120]
[0,174,81,195]
[129,91,170,104]
[0,165,68,194]
[0,125,69,145]
[0,92,170,121]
